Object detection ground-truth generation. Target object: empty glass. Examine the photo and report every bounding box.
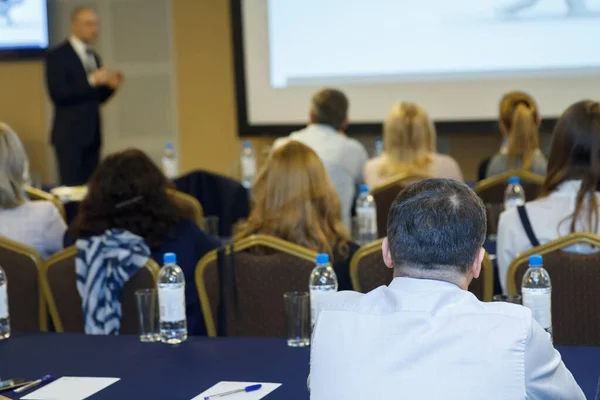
[200,216,220,237]
[492,294,522,304]
[283,292,311,347]
[135,289,160,342]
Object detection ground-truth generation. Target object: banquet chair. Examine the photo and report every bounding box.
[507,232,600,346]
[0,237,46,332]
[195,234,317,337]
[167,189,204,229]
[371,172,430,238]
[42,246,160,334]
[350,239,494,301]
[24,185,66,221]
[474,170,544,204]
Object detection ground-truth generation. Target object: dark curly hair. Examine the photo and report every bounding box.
[70,148,184,249]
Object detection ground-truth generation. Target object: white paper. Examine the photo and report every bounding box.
[191,381,281,400]
[22,377,120,400]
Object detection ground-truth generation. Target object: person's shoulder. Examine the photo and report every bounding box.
[321,285,398,315]
[340,134,367,154]
[474,298,533,323]
[24,200,61,216]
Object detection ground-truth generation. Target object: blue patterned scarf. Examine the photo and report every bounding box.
[76,229,151,335]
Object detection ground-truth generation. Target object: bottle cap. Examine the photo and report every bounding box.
[163,252,177,264]
[165,142,173,150]
[316,253,330,264]
[508,176,520,185]
[529,254,543,267]
[243,141,253,149]
[359,184,369,193]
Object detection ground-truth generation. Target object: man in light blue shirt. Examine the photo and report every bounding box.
[273,89,368,228]
[310,178,584,399]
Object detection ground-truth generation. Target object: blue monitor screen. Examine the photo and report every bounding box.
[0,0,48,57]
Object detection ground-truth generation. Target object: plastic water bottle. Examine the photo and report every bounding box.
[161,142,178,179]
[504,176,526,209]
[0,265,9,340]
[355,185,378,245]
[309,254,338,327]
[158,253,187,344]
[374,137,384,156]
[522,254,552,337]
[240,141,257,189]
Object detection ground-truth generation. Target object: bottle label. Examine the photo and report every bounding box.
[241,157,256,178]
[522,290,552,330]
[162,158,178,179]
[357,208,377,235]
[158,286,186,322]
[0,286,8,319]
[310,289,335,326]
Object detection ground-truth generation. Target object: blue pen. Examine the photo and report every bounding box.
[13,375,54,394]
[204,384,262,399]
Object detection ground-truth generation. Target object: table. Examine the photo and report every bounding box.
[0,334,597,399]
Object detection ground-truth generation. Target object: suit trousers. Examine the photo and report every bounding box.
[55,142,100,186]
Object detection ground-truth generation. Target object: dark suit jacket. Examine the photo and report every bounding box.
[45,41,114,149]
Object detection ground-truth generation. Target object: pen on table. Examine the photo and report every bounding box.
[204,384,262,399]
[13,375,54,394]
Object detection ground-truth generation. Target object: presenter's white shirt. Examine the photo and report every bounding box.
[273,124,368,228]
[309,277,584,400]
[497,180,600,293]
[69,35,97,85]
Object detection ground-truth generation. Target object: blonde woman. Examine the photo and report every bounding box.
[235,141,358,290]
[364,102,463,188]
[485,91,547,178]
[0,123,66,258]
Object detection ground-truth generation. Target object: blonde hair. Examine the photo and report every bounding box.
[378,102,435,178]
[499,91,540,170]
[0,123,27,209]
[235,141,349,256]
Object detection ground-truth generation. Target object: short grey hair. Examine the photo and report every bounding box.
[0,123,27,208]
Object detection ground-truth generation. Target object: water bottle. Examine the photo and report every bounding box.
[158,253,187,344]
[309,254,338,327]
[161,142,178,179]
[0,265,9,340]
[504,176,526,209]
[374,137,384,157]
[522,254,552,337]
[240,141,257,189]
[355,185,378,245]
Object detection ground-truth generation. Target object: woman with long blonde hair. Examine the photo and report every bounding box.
[235,140,358,290]
[485,91,547,178]
[364,102,463,189]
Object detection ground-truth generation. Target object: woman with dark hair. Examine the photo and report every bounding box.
[497,100,600,294]
[71,149,220,334]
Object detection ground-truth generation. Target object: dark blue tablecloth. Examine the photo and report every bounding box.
[0,334,597,399]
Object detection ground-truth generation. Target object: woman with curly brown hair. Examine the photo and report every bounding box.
[70,149,220,335]
[234,141,358,290]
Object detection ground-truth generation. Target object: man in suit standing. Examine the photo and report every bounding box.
[45,7,123,185]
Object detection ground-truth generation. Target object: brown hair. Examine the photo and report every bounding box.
[378,102,435,178]
[310,88,349,131]
[499,91,540,170]
[235,141,349,256]
[542,100,600,233]
[71,149,184,249]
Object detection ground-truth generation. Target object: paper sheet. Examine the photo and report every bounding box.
[22,377,120,400]
[191,381,281,400]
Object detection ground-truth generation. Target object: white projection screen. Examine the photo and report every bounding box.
[234,0,600,134]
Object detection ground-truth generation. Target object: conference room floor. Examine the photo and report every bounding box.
[0,334,597,399]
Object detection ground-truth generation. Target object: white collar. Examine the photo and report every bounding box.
[69,35,88,56]
[306,123,340,135]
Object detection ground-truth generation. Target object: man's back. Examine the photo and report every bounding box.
[310,277,583,399]
[274,124,368,227]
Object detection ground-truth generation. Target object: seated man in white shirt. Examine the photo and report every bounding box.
[273,89,368,228]
[309,178,583,400]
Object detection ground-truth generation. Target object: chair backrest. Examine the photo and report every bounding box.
[350,239,494,301]
[42,246,159,334]
[24,185,66,221]
[474,170,544,204]
[167,189,204,229]
[0,236,46,332]
[371,173,430,238]
[195,234,318,337]
[507,232,600,346]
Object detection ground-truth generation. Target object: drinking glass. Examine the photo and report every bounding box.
[492,294,522,304]
[135,289,161,342]
[283,292,311,347]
